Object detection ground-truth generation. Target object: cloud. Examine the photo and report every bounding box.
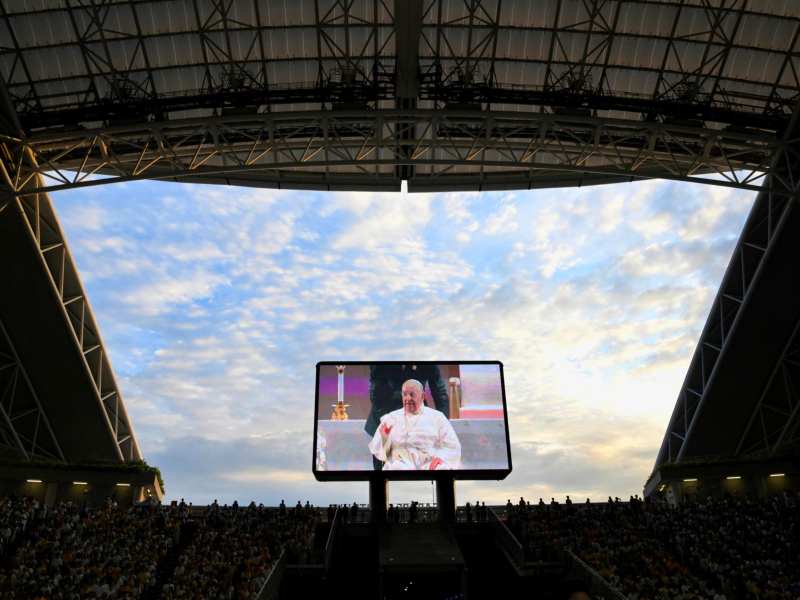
[442,192,476,223]
[50,177,755,504]
[484,203,518,235]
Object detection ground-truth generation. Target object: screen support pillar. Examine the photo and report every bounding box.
[369,475,389,522]
[436,477,457,524]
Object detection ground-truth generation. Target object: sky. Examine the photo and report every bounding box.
[49,177,755,506]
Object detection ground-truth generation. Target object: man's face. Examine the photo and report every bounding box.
[401,382,424,413]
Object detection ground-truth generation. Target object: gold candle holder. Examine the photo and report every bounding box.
[331,365,349,420]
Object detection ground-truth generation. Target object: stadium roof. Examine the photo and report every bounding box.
[0,0,799,194]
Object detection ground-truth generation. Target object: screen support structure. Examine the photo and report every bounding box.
[369,475,458,524]
[369,475,389,522]
[436,477,457,524]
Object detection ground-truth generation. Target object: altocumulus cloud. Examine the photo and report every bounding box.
[50,179,754,504]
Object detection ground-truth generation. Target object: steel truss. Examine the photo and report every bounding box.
[0,316,64,461]
[736,318,800,456]
[2,1,800,136]
[655,107,800,467]
[2,187,141,461]
[0,108,795,196]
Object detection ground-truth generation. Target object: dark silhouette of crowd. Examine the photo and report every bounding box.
[0,495,181,600]
[326,502,361,523]
[507,492,800,600]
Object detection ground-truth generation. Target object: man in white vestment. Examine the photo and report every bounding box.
[368,379,461,470]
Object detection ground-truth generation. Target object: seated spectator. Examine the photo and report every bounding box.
[0,496,180,600]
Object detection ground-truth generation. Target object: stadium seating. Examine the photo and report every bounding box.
[157,502,319,599]
[3,492,798,599]
[0,496,320,600]
[0,495,180,598]
[507,493,800,600]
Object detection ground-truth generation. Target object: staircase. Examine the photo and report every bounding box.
[146,520,198,600]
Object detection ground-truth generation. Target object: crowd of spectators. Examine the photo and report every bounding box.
[0,495,324,600]
[0,494,37,557]
[0,495,181,600]
[158,500,320,599]
[506,492,800,600]
[5,487,798,600]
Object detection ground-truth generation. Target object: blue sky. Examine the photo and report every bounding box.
[50,178,754,505]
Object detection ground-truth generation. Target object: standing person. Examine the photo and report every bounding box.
[351,502,359,523]
[341,503,349,523]
[466,502,472,523]
[365,364,450,471]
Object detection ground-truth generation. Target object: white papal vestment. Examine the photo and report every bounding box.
[368,407,461,470]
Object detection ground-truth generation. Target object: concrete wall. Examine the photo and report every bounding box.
[645,462,798,506]
[0,466,162,507]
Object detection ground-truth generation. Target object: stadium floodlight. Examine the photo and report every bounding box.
[770,474,785,477]
[313,361,511,482]
[26,479,41,483]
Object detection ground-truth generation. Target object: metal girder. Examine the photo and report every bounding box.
[3,0,798,136]
[395,0,423,99]
[0,312,64,461]
[654,105,800,468]
[420,0,503,93]
[736,318,800,456]
[2,185,142,462]
[0,108,793,196]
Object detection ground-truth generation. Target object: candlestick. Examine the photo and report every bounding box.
[331,365,349,420]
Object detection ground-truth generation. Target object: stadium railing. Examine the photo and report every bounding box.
[324,506,341,571]
[255,549,286,600]
[488,507,524,566]
[564,549,627,600]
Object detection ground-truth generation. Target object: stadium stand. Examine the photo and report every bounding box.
[508,494,800,600]
[0,496,323,600]
[2,493,799,599]
[0,496,181,599]
[157,502,319,599]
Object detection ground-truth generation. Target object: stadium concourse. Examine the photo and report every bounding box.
[3,0,800,598]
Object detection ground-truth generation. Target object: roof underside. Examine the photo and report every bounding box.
[1,0,800,193]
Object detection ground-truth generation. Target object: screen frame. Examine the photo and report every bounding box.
[313,360,512,481]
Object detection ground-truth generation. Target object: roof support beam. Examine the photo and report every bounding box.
[394,0,423,99]
[0,108,792,197]
[654,103,800,467]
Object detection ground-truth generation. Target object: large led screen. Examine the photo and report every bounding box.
[313,361,511,481]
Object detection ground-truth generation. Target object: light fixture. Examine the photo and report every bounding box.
[26,479,41,483]
[116,483,131,487]
[73,482,88,485]
[770,474,785,477]
[683,478,697,482]
[727,476,741,480]
[659,485,666,491]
